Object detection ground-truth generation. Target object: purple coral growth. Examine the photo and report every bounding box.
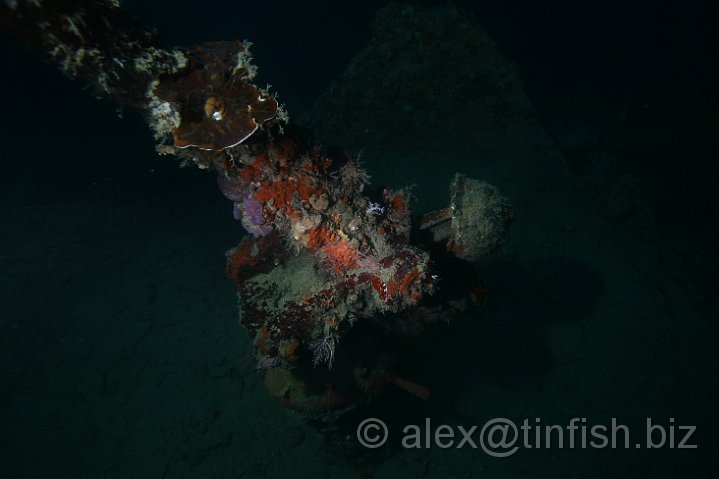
[240,194,273,237]
[216,172,273,236]
[217,173,272,237]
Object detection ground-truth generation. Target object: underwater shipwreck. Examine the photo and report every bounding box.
[1,0,513,420]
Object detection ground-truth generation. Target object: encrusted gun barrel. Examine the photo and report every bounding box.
[421,173,514,262]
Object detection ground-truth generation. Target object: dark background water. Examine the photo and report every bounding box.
[121,0,717,113]
[1,0,717,477]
